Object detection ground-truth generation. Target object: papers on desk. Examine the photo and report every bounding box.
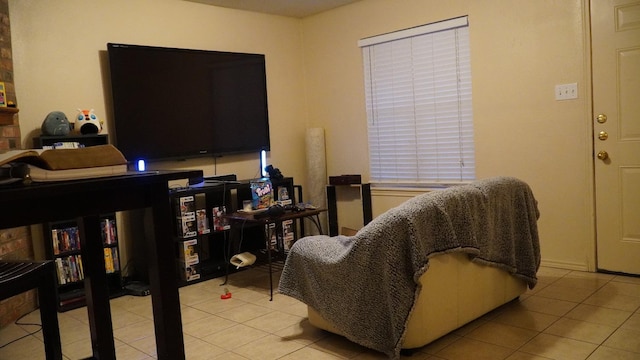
[0,144,128,182]
[26,163,128,182]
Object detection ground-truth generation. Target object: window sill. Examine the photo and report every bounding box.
[370,182,472,197]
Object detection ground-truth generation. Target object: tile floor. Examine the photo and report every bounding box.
[0,265,639,359]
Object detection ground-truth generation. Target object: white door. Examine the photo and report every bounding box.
[592,0,640,274]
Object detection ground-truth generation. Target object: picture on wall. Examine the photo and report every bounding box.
[0,82,6,107]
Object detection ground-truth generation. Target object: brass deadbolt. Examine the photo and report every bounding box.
[596,114,607,123]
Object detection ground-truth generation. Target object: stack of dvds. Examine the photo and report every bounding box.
[174,194,201,282]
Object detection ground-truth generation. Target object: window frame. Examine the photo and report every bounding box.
[359,16,475,187]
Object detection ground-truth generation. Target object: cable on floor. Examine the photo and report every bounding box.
[0,310,43,349]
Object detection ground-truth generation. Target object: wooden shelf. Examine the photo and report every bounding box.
[33,134,109,148]
[0,107,19,125]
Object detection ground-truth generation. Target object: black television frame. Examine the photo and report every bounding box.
[107,43,271,163]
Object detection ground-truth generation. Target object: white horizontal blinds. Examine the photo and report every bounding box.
[362,17,475,184]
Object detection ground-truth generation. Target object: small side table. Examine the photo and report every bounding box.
[224,208,326,300]
[327,183,372,236]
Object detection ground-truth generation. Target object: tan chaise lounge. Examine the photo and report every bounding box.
[279,176,540,359]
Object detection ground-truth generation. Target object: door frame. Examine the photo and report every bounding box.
[583,0,597,272]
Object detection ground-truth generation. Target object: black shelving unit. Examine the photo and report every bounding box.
[33,134,109,148]
[170,176,297,287]
[45,215,124,311]
[35,134,124,311]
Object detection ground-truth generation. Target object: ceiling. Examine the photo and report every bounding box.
[183,0,361,18]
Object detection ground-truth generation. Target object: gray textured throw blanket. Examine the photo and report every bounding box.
[278,177,540,359]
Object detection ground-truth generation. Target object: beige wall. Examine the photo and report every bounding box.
[11,0,596,270]
[301,0,594,270]
[9,0,308,183]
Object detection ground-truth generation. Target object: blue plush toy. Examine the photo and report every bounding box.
[41,111,71,136]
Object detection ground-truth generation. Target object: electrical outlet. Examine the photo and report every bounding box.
[555,83,578,100]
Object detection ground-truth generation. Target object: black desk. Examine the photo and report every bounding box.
[0,170,202,360]
[225,208,325,300]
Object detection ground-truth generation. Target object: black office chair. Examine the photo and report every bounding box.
[0,261,62,360]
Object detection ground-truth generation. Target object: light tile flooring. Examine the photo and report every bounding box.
[1,265,639,359]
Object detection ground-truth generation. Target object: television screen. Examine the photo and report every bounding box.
[107,43,270,162]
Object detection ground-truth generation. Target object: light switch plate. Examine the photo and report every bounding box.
[555,83,578,100]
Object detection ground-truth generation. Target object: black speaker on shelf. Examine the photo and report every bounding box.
[265,165,283,180]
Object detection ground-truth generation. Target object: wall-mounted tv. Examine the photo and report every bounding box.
[107,43,270,162]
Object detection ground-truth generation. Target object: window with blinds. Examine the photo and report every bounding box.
[359,16,474,185]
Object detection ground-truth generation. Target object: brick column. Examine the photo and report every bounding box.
[0,0,38,328]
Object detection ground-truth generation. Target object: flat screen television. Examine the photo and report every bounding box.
[107,43,270,162]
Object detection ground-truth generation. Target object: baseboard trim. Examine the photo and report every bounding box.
[540,259,589,272]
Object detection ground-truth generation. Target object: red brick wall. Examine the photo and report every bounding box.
[0,228,37,328]
[0,0,38,328]
[0,0,18,150]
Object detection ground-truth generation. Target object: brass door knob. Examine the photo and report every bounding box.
[597,151,609,160]
[596,114,607,123]
[598,131,608,140]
